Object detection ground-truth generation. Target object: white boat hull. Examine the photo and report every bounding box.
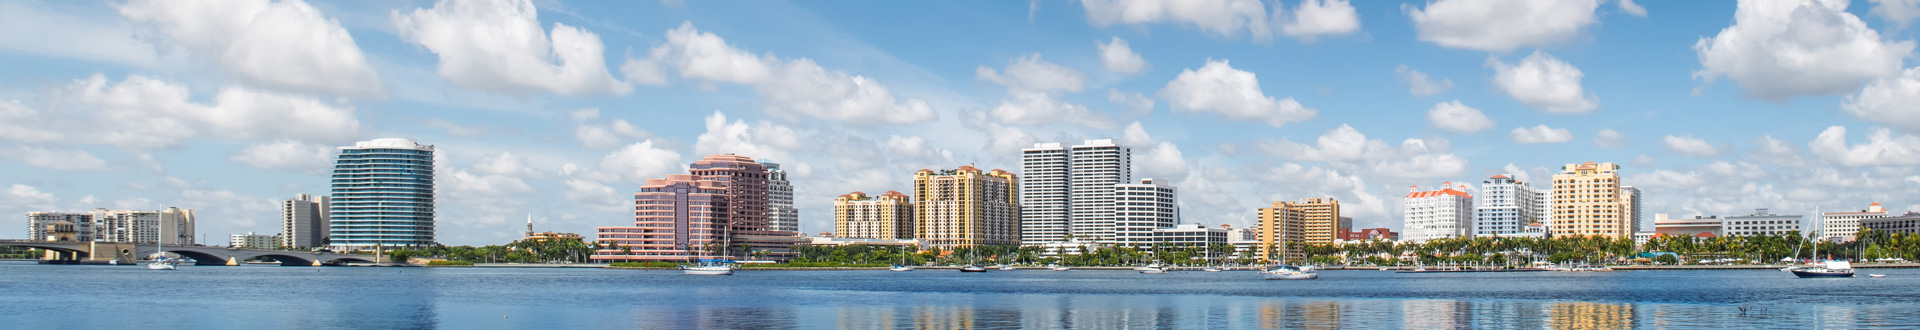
[890,267,914,272]
[1138,268,1167,274]
[1265,273,1318,280]
[684,266,734,275]
[147,262,176,270]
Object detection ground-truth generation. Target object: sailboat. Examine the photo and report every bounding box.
[681,243,733,275]
[958,248,987,272]
[1789,228,1853,278]
[890,248,914,272]
[147,239,177,270]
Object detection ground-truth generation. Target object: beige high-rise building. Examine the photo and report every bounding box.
[1255,197,1340,261]
[834,191,915,240]
[914,166,1019,247]
[1550,162,1630,238]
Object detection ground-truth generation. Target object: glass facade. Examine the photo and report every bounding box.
[329,138,435,248]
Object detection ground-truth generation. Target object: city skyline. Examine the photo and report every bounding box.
[4,0,1920,246]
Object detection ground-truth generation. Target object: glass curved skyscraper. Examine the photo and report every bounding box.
[329,138,435,248]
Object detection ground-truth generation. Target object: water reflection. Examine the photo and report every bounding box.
[1548,302,1633,330]
[796,296,1913,329]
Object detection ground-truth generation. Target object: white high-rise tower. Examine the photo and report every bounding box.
[1020,139,1137,246]
[762,160,800,233]
[1473,175,1541,237]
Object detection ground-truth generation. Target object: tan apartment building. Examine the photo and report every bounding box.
[914,166,1020,247]
[834,191,915,240]
[1255,198,1339,261]
[1550,162,1629,238]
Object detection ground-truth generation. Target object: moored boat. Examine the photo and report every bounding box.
[1263,265,1318,280]
[147,240,176,270]
[890,265,914,272]
[1049,264,1070,271]
[998,264,1015,271]
[683,259,735,275]
[959,265,988,272]
[1790,261,1854,278]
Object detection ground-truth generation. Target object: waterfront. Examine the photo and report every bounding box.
[3,262,1917,329]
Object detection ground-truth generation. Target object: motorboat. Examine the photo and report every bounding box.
[998,264,1016,271]
[1132,263,1166,272]
[1790,261,1854,278]
[890,265,914,272]
[682,259,734,275]
[1049,264,1070,271]
[1869,274,1887,278]
[959,265,988,272]
[1203,266,1223,272]
[1138,265,1168,274]
[1264,265,1318,280]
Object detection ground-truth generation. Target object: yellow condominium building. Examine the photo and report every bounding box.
[834,191,915,240]
[1255,198,1339,261]
[1551,162,1629,238]
[914,166,1020,247]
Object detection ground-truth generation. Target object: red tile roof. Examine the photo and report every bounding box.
[1406,188,1471,199]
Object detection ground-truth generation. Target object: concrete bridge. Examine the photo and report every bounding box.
[0,240,379,266]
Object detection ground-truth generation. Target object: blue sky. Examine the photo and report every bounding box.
[2,0,1918,245]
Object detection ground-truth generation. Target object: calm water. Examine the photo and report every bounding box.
[2,262,1916,329]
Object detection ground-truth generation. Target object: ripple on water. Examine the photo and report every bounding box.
[0,262,1913,329]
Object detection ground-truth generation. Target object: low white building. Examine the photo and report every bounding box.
[1225,225,1258,258]
[1152,223,1226,248]
[1402,183,1473,242]
[1653,213,1722,237]
[1823,203,1887,242]
[1723,208,1801,237]
[230,232,281,249]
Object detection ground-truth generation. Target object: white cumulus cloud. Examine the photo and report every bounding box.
[1405,0,1604,51]
[1694,0,1914,101]
[1662,134,1725,158]
[625,22,935,125]
[1096,37,1149,74]
[1871,0,1920,29]
[3,146,109,171]
[1278,0,1362,41]
[57,74,362,150]
[599,140,685,184]
[1159,59,1317,128]
[979,53,1087,93]
[1396,65,1453,97]
[1510,125,1574,144]
[1809,126,1920,166]
[1618,0,1648,17]
[1489,51,1599,114]
[117,0,383,97]
[391,0,631,96]
[1109,89,1155,115]
[229,140,333,171]
[1844,67,1920,133]
[1594,129,1630,149]
[1078,0,1273,40]
[1425,100,1494,134]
